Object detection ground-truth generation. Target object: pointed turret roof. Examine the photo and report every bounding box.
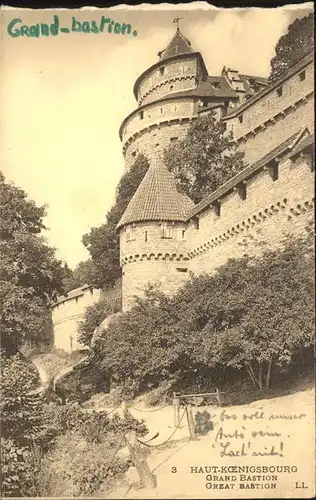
[117,159,194,230]
[159,28,194,61]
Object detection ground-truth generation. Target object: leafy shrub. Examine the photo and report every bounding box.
[0,352,60,496]
[0,352,44,445]
[45,402,147,444]
[0,438,34,497]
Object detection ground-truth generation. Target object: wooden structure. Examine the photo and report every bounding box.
[173,389,222,427]
[125,431,157,489]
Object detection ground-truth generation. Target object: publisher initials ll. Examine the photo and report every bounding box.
[295,482,308,489]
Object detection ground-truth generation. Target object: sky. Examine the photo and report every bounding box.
[1,2,313,268]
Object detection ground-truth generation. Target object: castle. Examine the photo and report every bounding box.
[117,26,314,311]
[51,26,314,349]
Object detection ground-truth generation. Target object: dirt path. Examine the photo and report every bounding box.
[103,389,315,499]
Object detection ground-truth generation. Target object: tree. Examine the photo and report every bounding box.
[62,260,96,293]
[164,111,245,203]
[269,13,314,82]
[0,172,65,354]
[82,154,149,289]
[200,234,314,389]
[78,296,114,347]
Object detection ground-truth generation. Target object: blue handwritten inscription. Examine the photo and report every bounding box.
[7,15,138,38]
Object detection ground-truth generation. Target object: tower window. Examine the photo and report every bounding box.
[234,184,247,201]
[299,70,306,81]
[126,225,135,242]
[270,161,279,181]
[193,217,200,230]
[276,87,283,97]
[144,230,148,242]
[239,183,247,200]
[170,85,174,91]
[159,66,165,76]
[174,45,179,54]
[238,115,243,124]
[161,223,173,239]
[213,201,221,216]
[160,108,163,114]
[140,111,144,120]
[182,230,186,239]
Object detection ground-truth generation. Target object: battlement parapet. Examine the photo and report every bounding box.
[121,251,190,266]
[223,53,314,164]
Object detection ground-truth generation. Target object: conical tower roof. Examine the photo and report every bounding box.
[159,28,194,61]
[117,159,194,230]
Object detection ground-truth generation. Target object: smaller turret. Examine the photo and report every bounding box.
[117,153,194,311]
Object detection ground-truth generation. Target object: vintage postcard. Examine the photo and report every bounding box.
[1,2,315,499]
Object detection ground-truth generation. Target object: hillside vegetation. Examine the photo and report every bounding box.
[88,230,314,401]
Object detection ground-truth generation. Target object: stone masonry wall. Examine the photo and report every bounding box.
[237,98,314,165]
[187,153,314,275]
[224,58,314,164]
[122,98,195,143]
[124,118,192,170]
[137,56,199,105]
[120,221,190,310]
[52,288,101,352]
[122,258,190,311]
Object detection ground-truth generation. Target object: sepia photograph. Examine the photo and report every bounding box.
[0,1,315,498]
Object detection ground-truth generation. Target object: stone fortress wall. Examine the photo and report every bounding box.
[186,53,314,275]
[187,144,314,276]
[227,54,314,164]
[52,280,122,352]
[52,286,101,352]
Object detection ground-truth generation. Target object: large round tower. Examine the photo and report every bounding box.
[120,25,238,171]
[117,154,194,311]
